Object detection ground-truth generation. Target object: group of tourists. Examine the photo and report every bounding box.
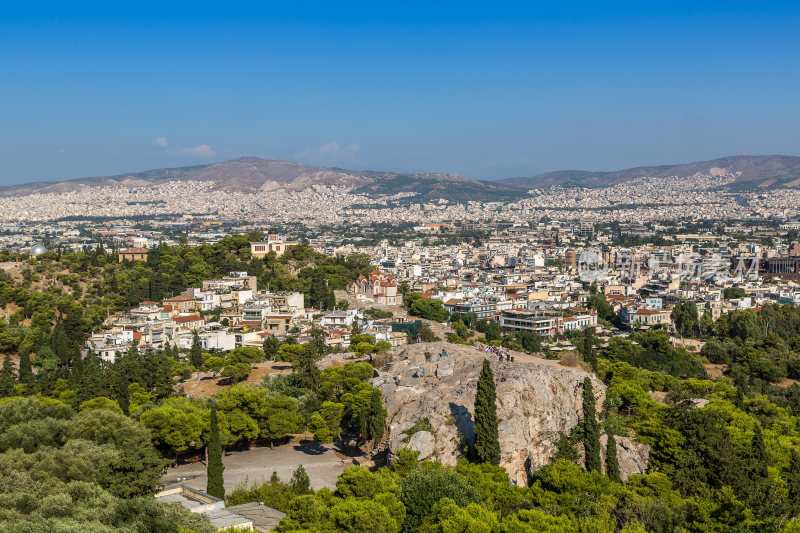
[474,342,515,362]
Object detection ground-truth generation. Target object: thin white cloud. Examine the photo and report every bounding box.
[175,144,215,157]
[299,140,360,163]
[153,137,168,147]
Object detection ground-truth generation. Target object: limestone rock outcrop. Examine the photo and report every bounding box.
[374,342,648,485]
[599,434,650,482]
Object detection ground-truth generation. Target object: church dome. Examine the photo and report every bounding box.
[30,243,47,256]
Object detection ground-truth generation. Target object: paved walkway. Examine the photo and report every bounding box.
[161,442,355,492]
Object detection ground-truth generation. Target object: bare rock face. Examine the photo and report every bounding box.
[374,342,625,485]
[406,431,436,460]
[598,434,650,482]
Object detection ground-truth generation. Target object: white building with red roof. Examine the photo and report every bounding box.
[349,270,399,306]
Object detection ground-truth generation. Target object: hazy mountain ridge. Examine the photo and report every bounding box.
[500,155,800,189]
[0,157,516,201]
[1,155,799,201]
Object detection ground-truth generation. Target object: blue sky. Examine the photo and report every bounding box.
[1,2,799,184]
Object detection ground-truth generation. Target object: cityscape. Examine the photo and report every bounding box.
[2,3,800,533]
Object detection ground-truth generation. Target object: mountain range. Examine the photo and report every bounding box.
[2,155,799,200]
[500,155,800,189]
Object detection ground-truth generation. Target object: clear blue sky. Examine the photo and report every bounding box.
[2,1,799,184]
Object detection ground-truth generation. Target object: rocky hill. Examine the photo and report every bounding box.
[500,155,800,189]
[373,342,649,485]
[0,157,524,201]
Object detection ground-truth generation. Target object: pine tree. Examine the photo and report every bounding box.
[605,432,621,483]
[17,351,33,388]
[0,354,17,397]
[207,408,225,499]
[190,332,203,369]
[473,359,501,465]
[292,345,321,390]
[263,336,280,360]
[582,377,602,472]
[290,464,311,494]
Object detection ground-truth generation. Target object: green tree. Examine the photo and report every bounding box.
[17,350,33,388]
[292,345,321,390]
[587,293,614,322]
[0,354,17,396]
[400,468,479,532]
[68,407,169,497]
[605,433,621,483]
[263,336,281,360]
[204,356,225,377]
[787,449,800,511]
[366,388,386,443]
[393,448,420,477]
[749,423,768,480]
[473,359,500,465]
[579,327,597,371]
[308,413,333,443]
[290,464,311,494]
[116,371,130,416]
[189,332,203,369]
[582,377,601,472]
[222,362,252,384]
[207,408,225,499]
[516,330,542,353]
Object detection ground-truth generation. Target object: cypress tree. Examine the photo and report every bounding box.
[581,328,597,372]
[582,377,602,472]
[17,351,33,388]
[473,359,501,465]
[116,371,130,415]
[751,423,768,479]
[326,288,336,311]
[734,386,746,410]
[367,388,386,442]
[787,449,800,510]
[207,408,225,499]
[190,332,203,369]
[0,354,16,397]
[79,357,103,404]
[605,432,622,483]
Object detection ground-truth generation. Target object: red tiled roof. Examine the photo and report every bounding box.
[164,294,194,302]
[175,314,202,323]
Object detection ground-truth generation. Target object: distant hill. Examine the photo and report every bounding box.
[0,157,525,201]
[500,155,800,189]
[4,155,799,201]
